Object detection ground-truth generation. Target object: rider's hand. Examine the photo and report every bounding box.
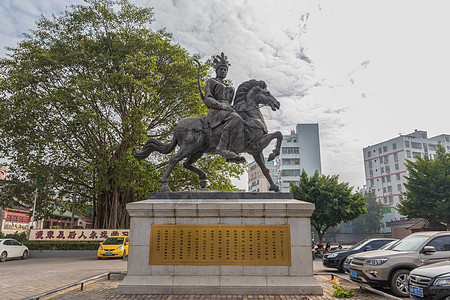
[221,104,233,111]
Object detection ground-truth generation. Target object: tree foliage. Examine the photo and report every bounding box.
[291,170,366,243]
[352,191,385,235]
[398,144,450,227]
[0,0,244,228]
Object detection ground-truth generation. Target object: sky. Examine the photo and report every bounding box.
[0,0,449,190]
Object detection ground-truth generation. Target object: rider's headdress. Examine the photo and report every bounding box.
[214,52,231,71]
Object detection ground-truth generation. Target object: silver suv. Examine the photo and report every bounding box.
[349,231,450,297]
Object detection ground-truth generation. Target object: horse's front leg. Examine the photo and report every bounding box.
[254,131,283,161]
[252,152,280,192]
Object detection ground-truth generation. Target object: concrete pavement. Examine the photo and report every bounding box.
[1,256,388,299]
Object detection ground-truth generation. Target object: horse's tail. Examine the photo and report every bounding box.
[132,136,178,160]
[194,59,204,101]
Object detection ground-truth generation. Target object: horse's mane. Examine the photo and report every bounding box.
[233,79,267,106]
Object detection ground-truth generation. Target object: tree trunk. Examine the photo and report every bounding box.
[94,187,130,229]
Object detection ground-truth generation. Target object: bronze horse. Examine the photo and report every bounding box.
[132,79,282,192]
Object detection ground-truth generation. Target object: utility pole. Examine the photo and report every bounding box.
[70,185,78,229]
[30,175,39,229]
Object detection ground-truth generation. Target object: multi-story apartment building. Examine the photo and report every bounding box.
[276,124,322,192]
[247,158,276,192]
[363,129,449,233]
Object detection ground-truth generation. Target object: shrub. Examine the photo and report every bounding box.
[23,241,101,251]
[331,284,355,298]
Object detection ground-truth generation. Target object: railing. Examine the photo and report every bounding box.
[314,272,402,300]
[23,271,127,300]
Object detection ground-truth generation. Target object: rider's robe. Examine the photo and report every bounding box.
[203,78,236,129]
[203,78,244,151]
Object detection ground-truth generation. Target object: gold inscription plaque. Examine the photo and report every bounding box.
[149,224,291,265]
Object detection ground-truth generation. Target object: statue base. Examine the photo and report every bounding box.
[118,191,322,295]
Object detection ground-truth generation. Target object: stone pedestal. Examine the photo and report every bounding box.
[118,192,322,295]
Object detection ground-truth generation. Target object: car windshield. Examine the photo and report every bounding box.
[391,235,429,251]
[350,239,368,250]
[102,237,124,245]
[380,240,399,250]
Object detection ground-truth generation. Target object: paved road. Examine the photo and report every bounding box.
[0,256,127,299]
[1,255,387,300]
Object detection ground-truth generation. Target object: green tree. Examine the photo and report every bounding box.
[0,0,244,228]
[352,191,385,235]
[291,170,366,243]
[398,144,450,227]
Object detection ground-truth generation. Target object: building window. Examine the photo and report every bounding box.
[398,184,402,191]
[386,166,391,173]
[393,143,397,150]
[381,167,384,173]
[384,156,389,163]
[281,147,299,154]
[389,196,393,204]
[395,163,399,170]
[394,152,398,161]
[378,147,382,154]
[387,186,392,193]
[405,141,410,147]
[396,174,401,180]
[382,176,385,183]
[446,136,449,142]
[369,160,372,168]
[369,170,373,177]
[368,151,372,158]
[370,179,374,186]
[411,142,422,149]
[383,187,386,193]
[386,175,391,182]
[281,170,300,177]
[406,150,412,158]
[383,146,388,152]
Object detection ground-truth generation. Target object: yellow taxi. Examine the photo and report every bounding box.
[97,236,129,259]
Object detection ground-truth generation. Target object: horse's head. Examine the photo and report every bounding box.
[234,79,280,111]
[251,86,280,111]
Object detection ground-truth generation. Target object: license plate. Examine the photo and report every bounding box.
[410,286,424,297]
[350,270,358,278]
[105,252,112,255]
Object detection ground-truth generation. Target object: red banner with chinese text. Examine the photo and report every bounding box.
[29,229,130,241]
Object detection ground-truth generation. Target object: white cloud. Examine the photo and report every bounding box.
[1,0,449,190]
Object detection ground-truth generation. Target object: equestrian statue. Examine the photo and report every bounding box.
[132,52,283,192]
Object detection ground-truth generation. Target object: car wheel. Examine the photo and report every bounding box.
[21,250,28,259]
[98,257,102,260]
[0,251,7,262]
[390,269,410,297]
[339,260,346,273]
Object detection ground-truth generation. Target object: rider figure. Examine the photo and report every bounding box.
[204,52,245,162]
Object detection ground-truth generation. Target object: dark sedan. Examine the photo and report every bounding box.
[409,260,450,300]
[322,238,396,272]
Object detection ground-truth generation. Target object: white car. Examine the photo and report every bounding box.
[0,239,29,262]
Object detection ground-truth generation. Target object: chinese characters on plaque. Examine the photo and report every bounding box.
[149,224,291,266]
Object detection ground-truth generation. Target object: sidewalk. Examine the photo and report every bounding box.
[42,273,386,300]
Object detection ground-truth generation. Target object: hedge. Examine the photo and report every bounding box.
[23,241,100,251]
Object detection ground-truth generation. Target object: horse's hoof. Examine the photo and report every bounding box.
[160,184,171,192]
[269,185,281,192]
[200,179,208,188]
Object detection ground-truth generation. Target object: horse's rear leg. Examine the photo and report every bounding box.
[159,149,190,192]
[183,151,207,188]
